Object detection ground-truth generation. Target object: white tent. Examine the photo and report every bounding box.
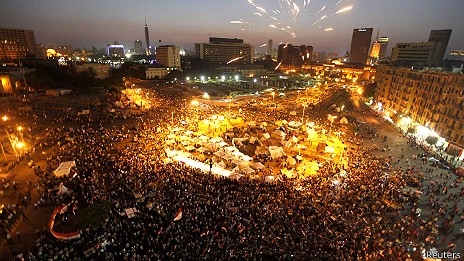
[264,176,275,183]
[241,167,255,174]
[273,130,286,137]
[185,146,196,152]
[251,162,266,170]
[340,117,348,125]
[197,147,209,153]
[56,183,71,196]
[269,146,285,159]
[54,161,76,177]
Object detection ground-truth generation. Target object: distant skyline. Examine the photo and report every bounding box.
[1,0,463,56]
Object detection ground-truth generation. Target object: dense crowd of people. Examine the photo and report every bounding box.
[2,86,463,260]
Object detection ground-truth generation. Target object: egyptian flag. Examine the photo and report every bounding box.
[174,207,182,221]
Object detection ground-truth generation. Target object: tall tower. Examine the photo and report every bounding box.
[267,39,273,57]
[144,18,150,55]
[349,28,373,64]
[428,29,452,66]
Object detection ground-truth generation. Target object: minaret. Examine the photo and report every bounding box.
[145,18,150,55]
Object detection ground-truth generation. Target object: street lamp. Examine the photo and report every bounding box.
[301,104,307,123]
[2,115,7,122]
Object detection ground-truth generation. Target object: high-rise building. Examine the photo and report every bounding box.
[378,37,389,60]
[134,40,143,55]
[195,37,254,65]
[428,29,452,66]
[267,39,273,57]
[0,28,37,60]
[370,42,381,59]
[156,45,181,69]
[34,44,46,60]
[349,28,373,64]
[391,29,452,67]
[144,18,150,55]
[391,42,436,66]
[277,44,313,68]
[107,44,125,57]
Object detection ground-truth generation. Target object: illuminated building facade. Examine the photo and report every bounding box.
[374,65,464,157]
[277,44,313,69]
[370,42,381,59]
[0,74,13,93]
[195,37,254,65]
[156,45,181,69]
[301,63,375,82]
[349,28,373,65]
[378,37,389,61]
[449,50,464,61]
[0,28,37,60]
[107,44,125,57]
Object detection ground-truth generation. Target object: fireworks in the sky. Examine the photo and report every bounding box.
[227,56,244,64]
[230,0,354,44]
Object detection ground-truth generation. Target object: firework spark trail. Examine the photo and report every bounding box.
[312,15,327,25]
[237,0,355,39]
[256,6,269,14]
[275,60,283,70]
[227,57,244,64]
[316,5,325,14]
[334,6,353,15]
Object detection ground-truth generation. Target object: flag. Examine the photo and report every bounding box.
[174,207,182,221]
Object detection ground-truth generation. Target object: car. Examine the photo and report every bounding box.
[428,157,440,163]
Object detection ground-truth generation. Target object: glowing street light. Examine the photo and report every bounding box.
[302,104,308,122]
[234,75,239,81]
[200,76,205,82]
[17,126,23,132]
[15,142,25,149]
[2,116,7,122]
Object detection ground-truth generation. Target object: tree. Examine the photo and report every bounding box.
[363,82,377,98]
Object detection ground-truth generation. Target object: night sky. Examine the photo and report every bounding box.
[1,0,463,55]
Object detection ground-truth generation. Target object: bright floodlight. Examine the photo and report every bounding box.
[200,76,205,81]
[234,75,239,80]
[221,76,226,81]
[16,142,25,149]
[2,115,7,121]
[191,100,200,106]
[17,126,23,131]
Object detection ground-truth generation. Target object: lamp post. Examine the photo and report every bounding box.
[17,126,25,143]
[301,104,307,123]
